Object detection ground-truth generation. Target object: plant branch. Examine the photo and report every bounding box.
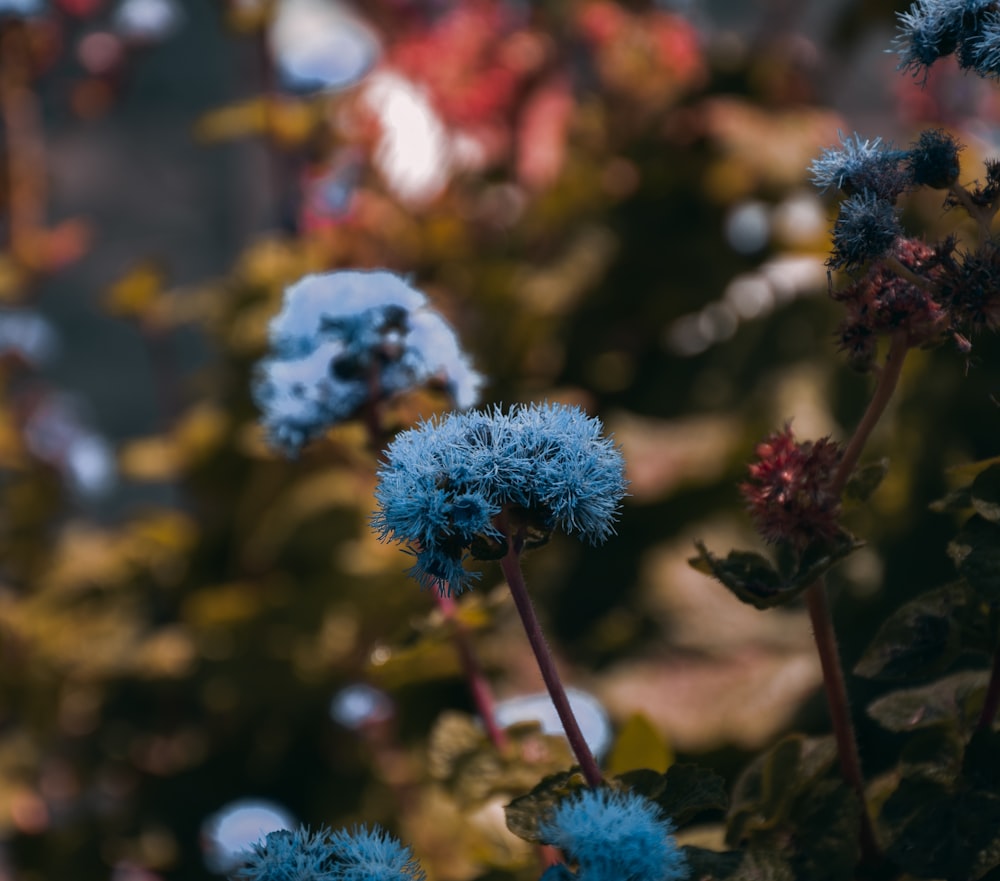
[832,330,909,495]
[977,645,1000,731]
[805,579,880,863]
[498,521,602,787]
[0,21,46,263]
[434,591,509,751]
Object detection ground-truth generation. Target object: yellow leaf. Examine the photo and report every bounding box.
[604,712,673,776]
[194,99,269,143]
[105,260,166,318]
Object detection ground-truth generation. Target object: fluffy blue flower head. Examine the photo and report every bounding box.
[829,192,902,270]
[234,825,425,881]
[537,788,689,881]
[808,133,909,201]
[372,402,627,593]
[893,0,997,77]
[254,270,482,455]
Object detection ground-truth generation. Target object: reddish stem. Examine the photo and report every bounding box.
[434,591,509,751]
[804,332,911,865]
[832,331,909,495]
[977,646,1000,731]
[805,580,880,863]
[0,21,46,262]
[498,525,602,788]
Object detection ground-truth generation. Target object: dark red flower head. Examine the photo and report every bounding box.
[740,425,843,549]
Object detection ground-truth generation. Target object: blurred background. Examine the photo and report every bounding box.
[1,0,999,878]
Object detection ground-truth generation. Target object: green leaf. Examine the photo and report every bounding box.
[931,486,974,514]
[789,779,861,881]
[972,465,1000,523]
[728,735,837,846]
[867,670,989,734]
[950,515,1000,604]
[898,726,964,784]
[689,543,788,610]
[653,763,729,828]
[881,776,1000,881]
[963,729,1000,791]
[681,846,745,881]
[504,769,587,843]
[854,582,991,680]
[690,534,861,611]
[786,531,863,592]
[682,847,795,881]
[844,458,889,503]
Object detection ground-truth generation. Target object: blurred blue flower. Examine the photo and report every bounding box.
[372,402,627,593]
[112,0,184,42]
[233,825,424,881]
[254,270,482,455]
[0,0,44,17]
[268,0,379,93]
[203,799,295,874]
[538,788,688,881]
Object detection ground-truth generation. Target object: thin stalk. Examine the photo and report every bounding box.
[833,331,909,494]
[498,525,602,788]
[434,591,509,751]
[805,579,880,863]
[976,646,1000,731]
[0,21,46,262]
[804,331,910,864]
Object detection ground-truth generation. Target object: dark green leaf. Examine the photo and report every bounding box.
[681,846,744,881]
[881,776,1000,881]
[504,769,587,843]
[683,848,794,881]
[950,516,1000,604]
[728,735,837,846]
[972,464,1000,523]
[963,729,1000,791]
[854,582,990,680]
[844,458,889,503]
[898,726,964,784]
[689,542,789,610]
[789,779,861,881]
[653,763,728,827]
[931,486,974,514]
[867,670,988,733]
[786,531,863,592]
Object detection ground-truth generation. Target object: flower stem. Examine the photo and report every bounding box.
[832,331,909,495]
[805,332,910,865]
[805,579,880,863]
[434,591,509,751]
[498,529,603,787]
[977,646,1000,731]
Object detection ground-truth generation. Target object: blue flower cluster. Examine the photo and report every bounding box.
[538,788,689,881]
[233,825,425,881]
[809,129,962,269]
[894,0,1000,79]
[254,271,482,455]
[372,402,627,593]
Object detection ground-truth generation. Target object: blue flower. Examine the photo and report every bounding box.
[808,133,909,201]
[829,193,902,271]
[0,0,44,16]
[893,0,995,77]
[537,788,689,881]
[253,271,482,455]
[906,129,962,188]
[371,402,627,593]
[233,825,425,881]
